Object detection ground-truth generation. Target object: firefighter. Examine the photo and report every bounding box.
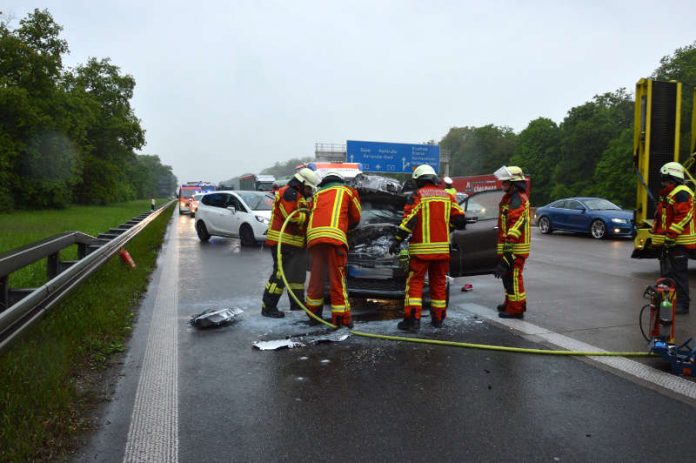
[261,168,320,318]
[443,176,457,197]
[493,165,530,319]
[305,171,362,327]
[390,165,466,331]
[652,161,696,314]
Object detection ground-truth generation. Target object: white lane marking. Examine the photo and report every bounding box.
[463,303,696,401]
[124,223,179,463]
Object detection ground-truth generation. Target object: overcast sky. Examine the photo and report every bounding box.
[4,1,695,183]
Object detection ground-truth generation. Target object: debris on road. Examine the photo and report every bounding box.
[253,328,352,351]
[253,339,305,350]
[461,283,473,292]
[190,307,243,329]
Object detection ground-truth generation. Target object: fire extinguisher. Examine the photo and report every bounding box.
[118,247,137,269]
[640,277,676,344]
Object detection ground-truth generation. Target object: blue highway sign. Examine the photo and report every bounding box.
[346,140,440,174]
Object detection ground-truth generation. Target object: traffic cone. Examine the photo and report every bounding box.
[118,247,137,269]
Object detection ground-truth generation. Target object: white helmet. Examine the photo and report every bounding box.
[660,161,685,181]
[412,164,437,179]
[294,167,320,190]
[494,165,525,182]
[443,176,453,186]
[320,170,345,185]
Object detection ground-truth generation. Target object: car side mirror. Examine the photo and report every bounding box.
[575,205,586,212]
[227,206,236,214]
[465,216,478,224]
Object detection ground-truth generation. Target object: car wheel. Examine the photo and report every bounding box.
[538,216,552,234]
[590,219,607,239]
[240,223,256,247]
[196,220,211,242]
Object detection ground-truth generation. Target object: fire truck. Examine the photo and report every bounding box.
[632,79,696,258]
[178,181,216,215]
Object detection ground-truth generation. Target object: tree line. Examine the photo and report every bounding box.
[0,9,176,210]
[442,44,696,207]
[253,43,696,208]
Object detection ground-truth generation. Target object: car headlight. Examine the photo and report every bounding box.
[611,218,628,224]
[255,215,269,224]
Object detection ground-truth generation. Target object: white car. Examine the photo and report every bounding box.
[195,190,274,246]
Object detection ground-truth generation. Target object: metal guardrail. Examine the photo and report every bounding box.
[0,201,174,352]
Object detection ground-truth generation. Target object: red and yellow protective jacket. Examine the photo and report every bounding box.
[652,184,696,248]
[265,184,310,248]
[396,185,466,260]
[497,189,530,257]
[307,183,361,249]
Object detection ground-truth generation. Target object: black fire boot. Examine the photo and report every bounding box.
[431,318,443,328]
[261,308,285,318]
[497,304,506,312]
[498,311,523,319]
[307,311,323,325]
[397,318,421,332]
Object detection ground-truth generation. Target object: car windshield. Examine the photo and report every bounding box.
[193,193,204,200]
[180,189,198,198]
[465,191,502,220]
[583,198,621,210]
[359,202,403,225]
[238,192,274,211]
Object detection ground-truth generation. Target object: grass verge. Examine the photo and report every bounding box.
[0,199,169,289]
[0,203,174,462]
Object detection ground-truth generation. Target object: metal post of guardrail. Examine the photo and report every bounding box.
[47,252,60,280]
[0,276,8,311]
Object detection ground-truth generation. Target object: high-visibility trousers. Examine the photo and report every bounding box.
[306,243,350,323]
[660,245,690,312]
[502,256,527,314]
[261,245,307,311]
[404,256,449,321]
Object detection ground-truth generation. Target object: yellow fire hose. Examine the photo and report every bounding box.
[276,208,654,357]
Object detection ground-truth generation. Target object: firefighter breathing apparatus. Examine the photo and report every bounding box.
[275,208,652,357]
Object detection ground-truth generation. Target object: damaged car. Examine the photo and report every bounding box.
[343,175,500,304]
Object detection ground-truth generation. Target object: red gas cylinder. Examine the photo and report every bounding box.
[118,247,137,269]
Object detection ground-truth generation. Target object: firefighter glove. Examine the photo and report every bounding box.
[389,240,401,255]
[663,236,676,248]
[494,254,512,279]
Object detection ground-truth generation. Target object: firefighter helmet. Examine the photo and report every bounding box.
[660,161,685,182]
[294,168,320,190]
[320,170,345,186]
[494,165,525,182]
[412,164,439,186]
[443,176,453,186]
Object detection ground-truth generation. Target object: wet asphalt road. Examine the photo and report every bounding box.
[77,214,696,463]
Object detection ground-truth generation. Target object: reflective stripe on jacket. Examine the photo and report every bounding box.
[398,185,465,259]
[265,185,309,248]
[497,190,531,256]
[652,184,696,248]
[307,184,361,248]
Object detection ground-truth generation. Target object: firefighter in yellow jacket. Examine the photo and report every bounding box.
[390,165,466,331]
[261,168,320,318]
[494,165,530,319]
[305,171,362,327]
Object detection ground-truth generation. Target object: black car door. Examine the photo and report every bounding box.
[449,190,502,276]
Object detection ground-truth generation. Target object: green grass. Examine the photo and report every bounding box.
[0,203,174,462]
[0,199,168,288]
